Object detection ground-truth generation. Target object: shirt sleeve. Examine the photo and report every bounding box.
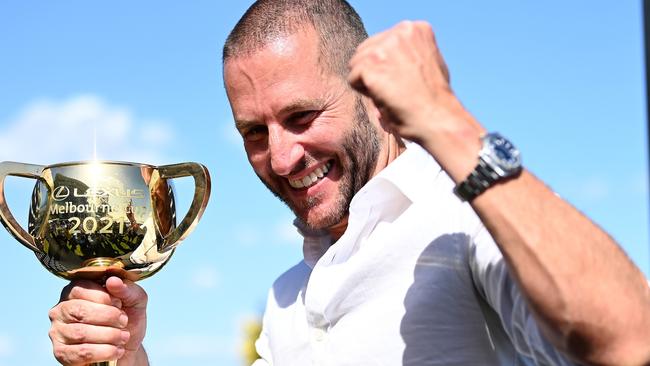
[469,225,579,366]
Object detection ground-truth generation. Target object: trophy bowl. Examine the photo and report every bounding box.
[0,160,211,281]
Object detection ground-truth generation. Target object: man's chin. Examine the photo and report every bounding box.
[270,183,348,231]
[295,211,327,231]
[295,207,346,232]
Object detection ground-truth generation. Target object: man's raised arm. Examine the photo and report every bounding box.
[348,20,650,365]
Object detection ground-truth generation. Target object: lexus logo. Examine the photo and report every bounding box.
[52,186,70,201]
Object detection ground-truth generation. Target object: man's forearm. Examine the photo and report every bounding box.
[345,19,650,364]
[411,99,650,364]
[470,168,650,365]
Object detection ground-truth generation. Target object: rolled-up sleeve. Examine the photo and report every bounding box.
[469,225,578,366]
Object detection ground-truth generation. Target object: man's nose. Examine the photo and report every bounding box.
[268,127,304,176]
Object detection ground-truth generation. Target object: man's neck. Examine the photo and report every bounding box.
[326,133,405,241]
[327,217,349,242]
[372,132,406,177]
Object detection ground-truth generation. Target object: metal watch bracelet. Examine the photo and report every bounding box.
[453,158,500,201]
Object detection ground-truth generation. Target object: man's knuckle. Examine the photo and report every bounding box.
[370,49,386,63]
[75,344,94,362]
[47,307,58,322]
[67,302,87,322]
[415,20,432,30]
[68,324,87,343]
[48,327,58,342]
[400,20,419,34]
[52,346,67,364]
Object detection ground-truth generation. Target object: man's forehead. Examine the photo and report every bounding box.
[224,19,347,117]
[224,39,330,97]
[227,24,319,61]
[223,27,343,123]
[265,35,301,58]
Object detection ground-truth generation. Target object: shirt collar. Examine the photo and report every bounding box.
[294,218,333,268]
[370,141,442,204]
[294,142,442,267]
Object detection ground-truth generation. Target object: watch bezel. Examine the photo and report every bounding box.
[479,133,522,178]
[454,132,522,202]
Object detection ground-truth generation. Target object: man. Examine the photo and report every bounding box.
[48,0,650,365]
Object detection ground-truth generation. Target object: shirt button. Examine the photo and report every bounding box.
[312,328,326,342]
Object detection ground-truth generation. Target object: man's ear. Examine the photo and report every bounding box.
[362,95,385,128]
[364,95,401,136]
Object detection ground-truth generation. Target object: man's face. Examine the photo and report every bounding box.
[224,27,382,231]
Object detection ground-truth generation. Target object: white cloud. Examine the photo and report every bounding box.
[0,95,174,165]
[0,333,14,357]
[140,121,173,145]
[190,265,220,290]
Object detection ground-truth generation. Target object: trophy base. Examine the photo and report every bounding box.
[82,257,123,267]
[61,257,139,282]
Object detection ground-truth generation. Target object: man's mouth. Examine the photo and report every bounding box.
[288,161,332,189]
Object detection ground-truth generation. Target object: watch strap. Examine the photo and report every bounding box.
[453,158,499,201]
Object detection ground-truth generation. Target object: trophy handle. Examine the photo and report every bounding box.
[0,162,45,252]
[156,162,211,253]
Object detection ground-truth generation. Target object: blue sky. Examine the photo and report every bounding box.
[0,1,647,365]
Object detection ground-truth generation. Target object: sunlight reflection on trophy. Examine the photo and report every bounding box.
[0,160,211,366]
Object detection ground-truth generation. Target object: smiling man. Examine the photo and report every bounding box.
[224,19,388,240]
[48,1,650,365]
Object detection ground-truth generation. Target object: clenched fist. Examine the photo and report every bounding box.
[49,277,148,365]
[348,20,485,183]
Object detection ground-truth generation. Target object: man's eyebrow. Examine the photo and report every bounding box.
[234,98,326,131]
[278,98,325,116]
[234,119,257,132]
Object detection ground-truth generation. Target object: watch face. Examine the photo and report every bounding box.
[483,133,521,175]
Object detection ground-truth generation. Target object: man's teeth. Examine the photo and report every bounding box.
[289,163,330,189]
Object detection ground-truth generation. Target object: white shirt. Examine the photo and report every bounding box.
[253,144,576,366]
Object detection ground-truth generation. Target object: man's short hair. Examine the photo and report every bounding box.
[223,0,368,77]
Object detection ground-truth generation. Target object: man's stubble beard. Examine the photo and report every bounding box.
[259,96,381,231]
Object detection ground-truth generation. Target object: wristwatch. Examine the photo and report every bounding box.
[454,132,522,201]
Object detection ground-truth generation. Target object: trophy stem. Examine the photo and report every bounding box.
[85,258,123,366]
[82,257,123,268]
[89,361,117,366]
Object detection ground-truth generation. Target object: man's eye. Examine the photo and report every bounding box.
[287,110,318,126]
[243,126,267,142]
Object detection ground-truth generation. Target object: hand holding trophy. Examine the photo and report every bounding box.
[0,160,211,365]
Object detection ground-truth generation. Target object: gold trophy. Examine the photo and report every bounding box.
[0,160,211,365]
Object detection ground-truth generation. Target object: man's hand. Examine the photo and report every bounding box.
[347,20,484,183]
[49,276,148,365]
[348,20,448,134]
